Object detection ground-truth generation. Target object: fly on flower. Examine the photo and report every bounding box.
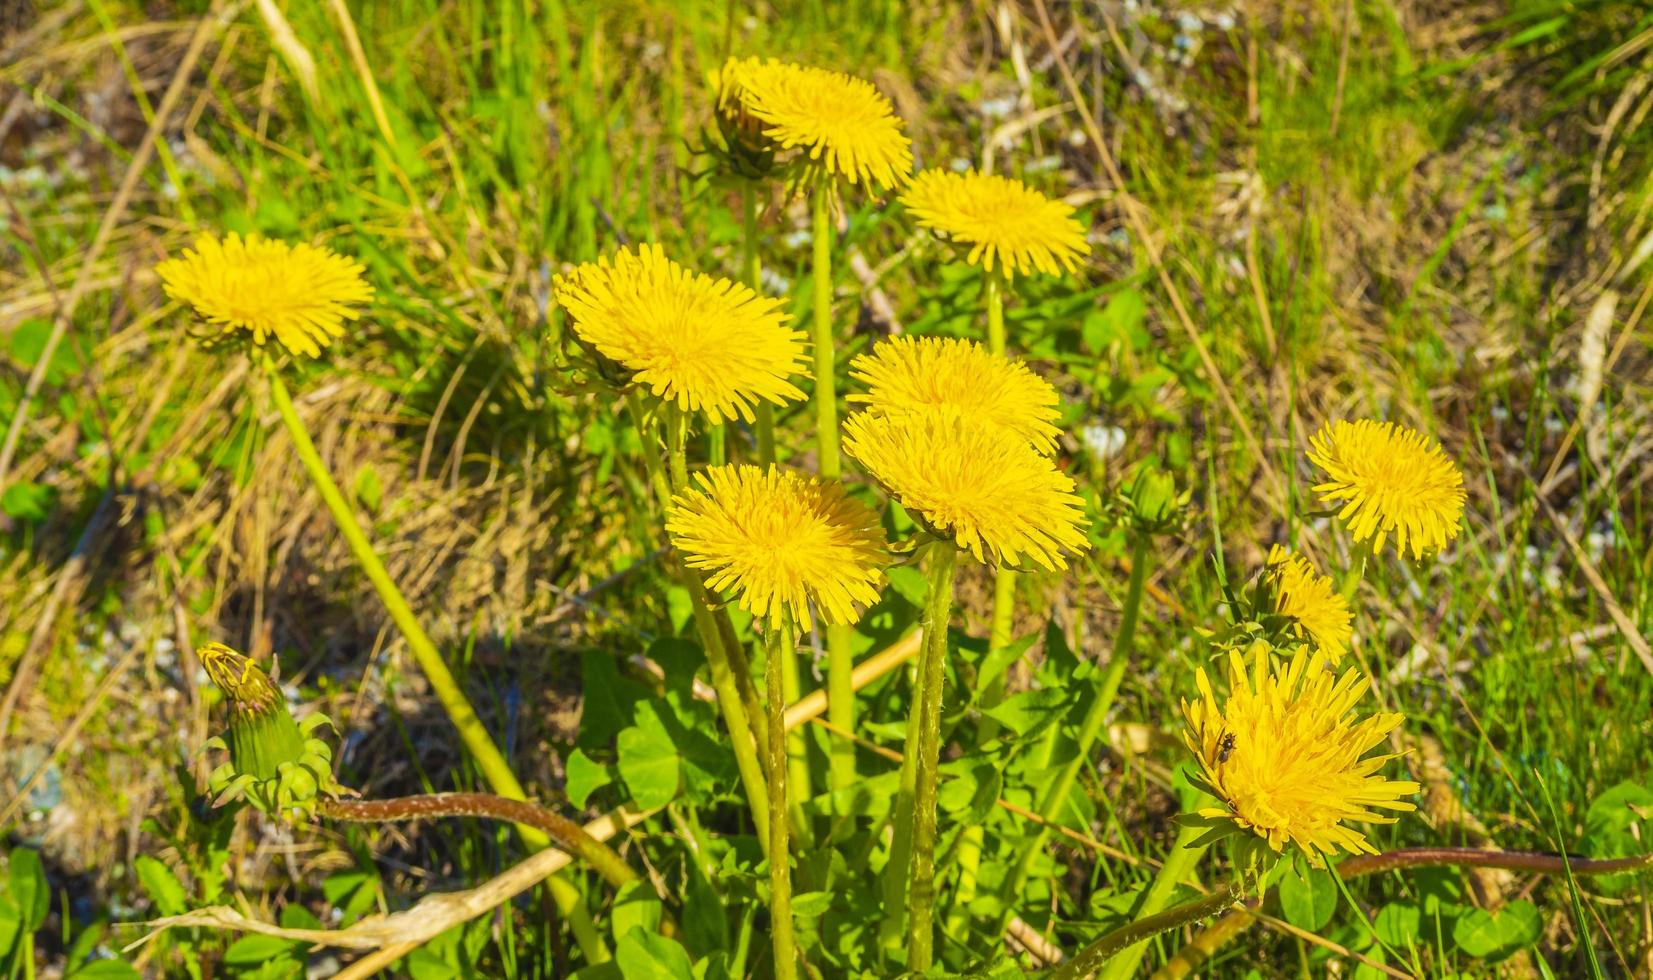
[1181,643,1419,867]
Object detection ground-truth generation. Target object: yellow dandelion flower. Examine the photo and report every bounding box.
[1307,419,1467,560]
[156,232,373,358]
[726,57,913,190]
[1266,545,1353,663]
[552,244,809,424]
[1182,644,1419,859]
[843,412,1088,570]
[667,465,886,630]
[848,336,1062,454]
[901,169,1089,280]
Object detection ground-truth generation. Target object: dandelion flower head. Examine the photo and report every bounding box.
[723,57,912,190]
[849,336,1062,454]
[156,233,373,358]
[843,412,1087,570]
[901,169,1089,280]
[1182,644,1419,860]
[1307,419,1466,560]
[1266,545,1352,663]
[667,465,886,630]
[553,244,808,424]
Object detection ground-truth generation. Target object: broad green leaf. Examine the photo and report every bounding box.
[790,891,833,919]
[680,874,727,957]
[614,928,694,980]
[1581,780,1653,895]
[1374,903,1421,947]
[611,880,663,942]
[133,855,187,918]
[352,465,383,514]
[976,633,1038,694]
[1277,864,1337,932]
[884,564,929,609]
[321,870,378,923]
[1452,900,1541,960]
[578,651,647,749]
[0,896,19,960]
[565,748,612,809]
[937,761,1002,824]
[1,483,53,523]
[983,688,1069,738]
[221,933,297,966]
[618,703,680,810]
[9,848,48,932]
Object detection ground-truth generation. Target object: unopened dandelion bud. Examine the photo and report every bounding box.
[199,643,344,820]
[1122,466,1189,536]
[714,58,781,181]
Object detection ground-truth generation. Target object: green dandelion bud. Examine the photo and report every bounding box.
[199,643,345,820]
[1119,466,1191,537]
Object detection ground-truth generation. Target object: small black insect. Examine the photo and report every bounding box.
[1216,731,1236,764]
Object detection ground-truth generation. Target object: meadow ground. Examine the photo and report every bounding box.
[2,1,1652,977]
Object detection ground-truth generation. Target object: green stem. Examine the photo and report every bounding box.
[262,357,532,829]
[666,404,691,491]
[1007,532,1152,898]
[262,355,608,963]
[984,266,1006,356]
[626,390,674,509]
[811,183,857,802]
[1059,881,1241,980]
[781,626,814,846]
[650,401,772,849]
[1096,822,1209,980]
[767,624,798,980]
[906,544,959,972]
[810,184,839,481]
[742,182,775,467]
[709,423,727,467]
[955,271,1014,935]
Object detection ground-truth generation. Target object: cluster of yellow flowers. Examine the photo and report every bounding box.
[154,49,1474,922]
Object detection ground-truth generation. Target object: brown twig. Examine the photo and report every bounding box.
[318,794,640,892]
[1152,848,1653,980]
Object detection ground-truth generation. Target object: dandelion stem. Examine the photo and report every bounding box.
[262,354,611,964]
[766,624,799,980]
[906,542,959,971]
[810,183,859,801]
[260,356,534,833]
[810,183,840,481]
[952,266,1013,936]
[984,265,1006,356]
[742,182,776,467]
[1058,881,1243,980]
[1007,531,1153,900]
[626,390,674,509]
[1095,821,1209,980]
